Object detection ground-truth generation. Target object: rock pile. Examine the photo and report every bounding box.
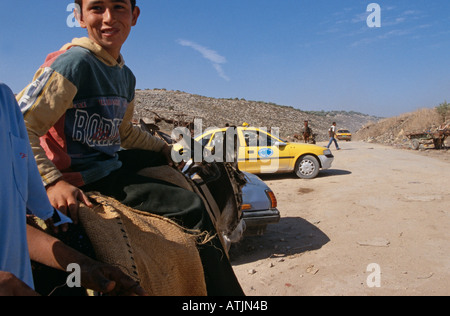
[355,108,449,149]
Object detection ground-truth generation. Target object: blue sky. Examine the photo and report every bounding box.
[1,0,449,117]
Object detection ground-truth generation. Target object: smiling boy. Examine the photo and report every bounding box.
[17,0,171,221]
[17,0,244,296]
[76,0,137,61]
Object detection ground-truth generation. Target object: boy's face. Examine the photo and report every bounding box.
[77,0,140,60]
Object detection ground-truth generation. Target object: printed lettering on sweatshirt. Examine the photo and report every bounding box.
[66,97,128,157]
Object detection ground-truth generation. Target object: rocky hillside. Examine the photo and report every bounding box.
[134,89,381,142]
[355,108,450,149]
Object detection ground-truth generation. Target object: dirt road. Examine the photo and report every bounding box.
[230,141,450,296]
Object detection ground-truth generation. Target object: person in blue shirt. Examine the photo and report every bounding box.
[0,83,146,296]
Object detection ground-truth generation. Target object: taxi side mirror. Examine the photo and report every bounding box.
[274,141,287,147]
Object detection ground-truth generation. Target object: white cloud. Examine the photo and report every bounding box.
[177,39,230,81]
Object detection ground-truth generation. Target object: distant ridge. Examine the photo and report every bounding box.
[134,89,382,141]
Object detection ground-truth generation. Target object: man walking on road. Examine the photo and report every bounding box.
[327,122,340,150]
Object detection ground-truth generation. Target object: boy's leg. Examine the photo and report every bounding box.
[82,150,204,228]
[327,138,333,148]
[334,138,340,149]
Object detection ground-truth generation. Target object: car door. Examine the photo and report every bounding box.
[239,128,290,174]
[261,130,293,172]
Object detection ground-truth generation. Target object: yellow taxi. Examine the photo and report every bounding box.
[335,129,352,141]
[186,126,334,179]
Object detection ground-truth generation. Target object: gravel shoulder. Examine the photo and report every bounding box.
[230,141,450,296]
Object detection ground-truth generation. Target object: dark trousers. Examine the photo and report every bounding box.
[82,150,244,296]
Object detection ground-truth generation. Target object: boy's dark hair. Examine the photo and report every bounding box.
[75,0,136,11]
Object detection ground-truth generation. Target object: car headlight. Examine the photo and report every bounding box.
[323,149,332,156]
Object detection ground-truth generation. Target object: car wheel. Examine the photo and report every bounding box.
[295,155,320,179]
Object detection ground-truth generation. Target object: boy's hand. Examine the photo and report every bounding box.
[161,144,175,167]
[46,179,93,230]
[0,272,40,296]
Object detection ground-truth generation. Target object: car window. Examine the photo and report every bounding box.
[201,133,213,147]
[243,130,277,147]
[210,131,227,147]
[338,130,350,133]
[258,131,277,146]
[243,130,255,146]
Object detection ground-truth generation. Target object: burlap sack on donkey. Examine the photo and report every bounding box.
[78,193,207,296]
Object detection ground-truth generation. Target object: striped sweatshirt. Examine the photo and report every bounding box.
[17,37,165,187]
